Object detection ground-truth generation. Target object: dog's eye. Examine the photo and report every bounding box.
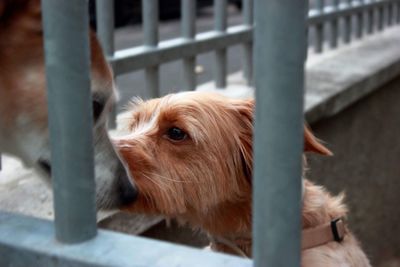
[93,99,105,123]
[166,127,187,142]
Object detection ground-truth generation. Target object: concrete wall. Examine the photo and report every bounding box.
[308,76,400,266]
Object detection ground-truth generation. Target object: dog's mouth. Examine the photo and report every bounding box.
[38,159,51,176]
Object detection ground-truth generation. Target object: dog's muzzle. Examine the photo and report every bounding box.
[115,162,138,206]
[38,159,51,176]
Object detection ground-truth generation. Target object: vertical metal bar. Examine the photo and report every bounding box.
[41,0,97,244]
[382,1,388,27]
[96,0,115,57]
[253,0,305,266]
[96,0,117,128]
[342,0,352,44]
[390,1,394,25]
[314,0,325,53]
[396,1,400,24]
[355,0,364,39]
[387,1,394,26]
[366,0,375,34]
[214,0,227,88]
[397,1,400,23]
[391,1,397,25]
[330,0,340,48]
[143,0,160,97]
[377,3,384,31]
[181,0,197,91]
[243,0,253,85]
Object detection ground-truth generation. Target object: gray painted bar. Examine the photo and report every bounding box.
[367,0,375,33]
[330,0,340,48]
[96,0,117,128]
[388,2,394,25]
[398,1,400,22]
[143,0,160,97]
[377,3,384,31]
[342,0,353,44]
[182,0,197,91]
[243,0,253,85]
[96,0,115,57]
[41,0,97,243]
[214,0,228,88]
[355,0,364,39]
[315,0,325,53]
[253,0,305,266]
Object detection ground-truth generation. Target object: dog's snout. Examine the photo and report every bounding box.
[116,163,138,205]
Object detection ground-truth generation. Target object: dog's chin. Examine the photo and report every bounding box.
[96,191,139,211]
[96,199,126,212]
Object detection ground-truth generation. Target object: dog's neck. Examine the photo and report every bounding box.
[203,179,348,257]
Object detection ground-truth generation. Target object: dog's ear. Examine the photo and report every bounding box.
[304,126,333,156]
[231,99,254,182]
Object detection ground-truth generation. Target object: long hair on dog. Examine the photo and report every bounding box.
[114,91,371,266]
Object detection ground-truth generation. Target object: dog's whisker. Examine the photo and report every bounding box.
[148,172,196,184]
[141,173,170,192]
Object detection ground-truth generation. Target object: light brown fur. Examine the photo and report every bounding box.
[0,0,137,209]
[114,87,371,264]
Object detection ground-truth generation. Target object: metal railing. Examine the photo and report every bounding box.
[0,0,399,266]
[0,0,399,167]
[0,0,304,266]
[96,0,254,97]
[95,0,400,100]
[309,0,400,53]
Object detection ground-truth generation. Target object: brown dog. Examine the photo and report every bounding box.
[114,91,371,266]
[0,0,137,209]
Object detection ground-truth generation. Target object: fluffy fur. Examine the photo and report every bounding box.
[115,91,371,266]
[0,0,136,209]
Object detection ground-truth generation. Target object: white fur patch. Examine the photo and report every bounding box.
[116,110,160,141]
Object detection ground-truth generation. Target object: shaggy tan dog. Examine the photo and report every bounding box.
[114,91,371,266]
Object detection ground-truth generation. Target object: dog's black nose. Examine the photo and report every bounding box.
[38,159,51,175]
[116,163,138,205]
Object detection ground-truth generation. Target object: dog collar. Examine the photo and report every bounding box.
[302,218,345,250]
[208,218,346,257]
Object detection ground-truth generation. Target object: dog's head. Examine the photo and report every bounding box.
[114,92,254,220]
[114,92,331,226]
[0,0,137,209]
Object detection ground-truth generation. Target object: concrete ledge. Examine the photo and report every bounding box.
[305,26,400,123]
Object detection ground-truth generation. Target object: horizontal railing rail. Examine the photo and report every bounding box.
[308,0,392,24]
[0,211,251,267]
[96,0,400,98]
[110,25,252,75]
